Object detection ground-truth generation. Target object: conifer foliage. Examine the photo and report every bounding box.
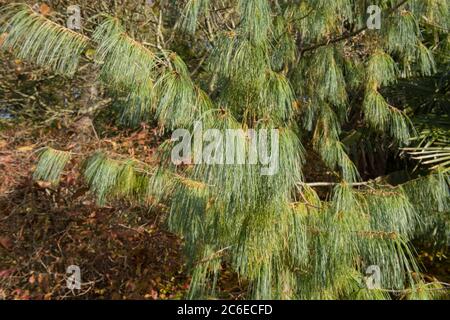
[1,1,449,299]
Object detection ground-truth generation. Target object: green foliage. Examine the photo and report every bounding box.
[33,148,71,184]
[3,0,449,300]
[363,87,412,145]
[178,0,211,34]
[406,281,448,300]
[93,16,157,92]
[367,51,398,86]
[155,54,211,129]
[403,173,449,249]
[384,11,420,58]
[312,103,359,182]
[0,3,88,75]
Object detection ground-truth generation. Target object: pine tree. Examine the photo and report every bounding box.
[1,1,449,299]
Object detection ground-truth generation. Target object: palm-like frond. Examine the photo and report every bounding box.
[404,115,450,172]
[387,70,450,172]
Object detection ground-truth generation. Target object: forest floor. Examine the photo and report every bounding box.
[0,123,187,300]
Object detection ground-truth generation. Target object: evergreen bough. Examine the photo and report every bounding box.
[1,1,449,299]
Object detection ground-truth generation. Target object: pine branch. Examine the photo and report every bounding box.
[33,148,72,184]
[11,0,450,300]
[0,3,89,75]
[301,0,411,53]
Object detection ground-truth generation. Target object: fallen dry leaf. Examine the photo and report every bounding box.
[36,181,52,189]
[0,236,13,250]
[0,155,13,164]
[0,269,15,278]
[0,139,7,149]
[29,274,36,285]
[0,33,8,46]
[39,3,51,16]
